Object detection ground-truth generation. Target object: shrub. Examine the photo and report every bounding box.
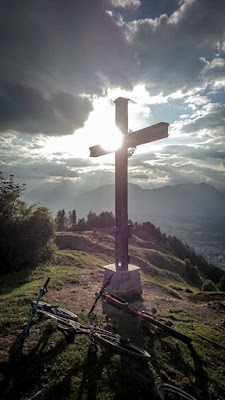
[0,175,56,273]
[201,279,218,292]
[218,275,225,292]
[184,258,202,286]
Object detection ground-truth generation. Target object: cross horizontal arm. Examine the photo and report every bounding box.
[89,144,111,157]
[89,122,169,157]
[124,122,169,148]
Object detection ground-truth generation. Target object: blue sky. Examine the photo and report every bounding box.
[0,0,225,213]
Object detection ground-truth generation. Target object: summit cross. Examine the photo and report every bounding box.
[89,97,169,295]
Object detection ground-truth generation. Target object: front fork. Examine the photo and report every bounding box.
[21,277,51,342]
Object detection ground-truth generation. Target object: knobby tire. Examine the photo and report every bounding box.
[155,383,197,400]
[92,331,151,361]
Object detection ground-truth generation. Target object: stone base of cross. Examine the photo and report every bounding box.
[102,263,142,297]
[89,97,168,297]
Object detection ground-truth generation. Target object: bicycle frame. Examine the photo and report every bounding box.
[23,286,151,361]
[22,277,51,339]
[93,277,173,334]
[101,291,169,330]
[36,308,120,340]
[21,273,126,345]
[101,291,192,344]
[36,308,93,343]
[21,274,114,343]
[88,272,114,318]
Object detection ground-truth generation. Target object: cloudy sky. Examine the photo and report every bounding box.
[1,0,225,213]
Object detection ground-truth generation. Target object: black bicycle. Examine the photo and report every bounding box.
[21,277,151,361]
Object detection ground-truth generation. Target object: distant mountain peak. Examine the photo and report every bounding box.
[176,182,217,192]
[72,181,225,220]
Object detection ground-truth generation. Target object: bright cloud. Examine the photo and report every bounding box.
[109,0,141,9]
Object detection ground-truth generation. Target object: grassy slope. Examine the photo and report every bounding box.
[0,230,225,400]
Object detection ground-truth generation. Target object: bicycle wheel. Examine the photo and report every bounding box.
[37,302,78,321]
[155,383,197,400]
[142,313,191,345]
[92,331,151,361]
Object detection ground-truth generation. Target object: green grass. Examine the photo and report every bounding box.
[1,231,225,399]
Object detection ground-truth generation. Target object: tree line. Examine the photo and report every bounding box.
[56,209,115,231]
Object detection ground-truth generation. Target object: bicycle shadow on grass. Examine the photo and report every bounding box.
[102,302,155,354]
[104,303,211,399]
[76,346,111,400]
[109,356,157,400]
[76,346,158,400]
[0,326,67,400]
[144,331,209,400]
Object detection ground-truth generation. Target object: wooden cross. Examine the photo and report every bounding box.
[89,97,169,272]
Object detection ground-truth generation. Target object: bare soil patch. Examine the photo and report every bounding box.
[1,271,225,364]
[46,270,225,326]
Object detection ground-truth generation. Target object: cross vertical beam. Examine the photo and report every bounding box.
[114,97,129,271]
[89,97,169,296]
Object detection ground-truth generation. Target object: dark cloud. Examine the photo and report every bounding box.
[159,144,225,163]
[182,103,225,133]
[201,57,225,80]
[0,84,93,135]
[1,0,225,136]
[0,0,131,90]
[1,0,225,103]
[128,151,156,166]
[191,149,225,161]
[125,0,225,95]
[0,159,80,180]
[58,158,94,168]
[0,0,131,135]
[130,173,149,180]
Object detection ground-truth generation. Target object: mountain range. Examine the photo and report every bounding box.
[73,182,225,221]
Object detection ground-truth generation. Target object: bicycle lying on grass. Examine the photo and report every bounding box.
[101,290,191,345]
[21,277,151,361]
[21,276,197,399]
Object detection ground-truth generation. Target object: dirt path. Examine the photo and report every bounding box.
[46,270,225,326]
[1,271,225,362]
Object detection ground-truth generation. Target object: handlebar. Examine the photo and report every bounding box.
[88,273,114,318]
[43,276,51,291]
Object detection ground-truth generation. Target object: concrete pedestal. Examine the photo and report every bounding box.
[103,264,142,297]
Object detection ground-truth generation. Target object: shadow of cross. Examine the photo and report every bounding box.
[89,97,169,276]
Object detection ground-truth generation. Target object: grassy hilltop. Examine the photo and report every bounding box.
[0,227,225,400]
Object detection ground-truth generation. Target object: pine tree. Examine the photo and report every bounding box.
[71,210,77,228]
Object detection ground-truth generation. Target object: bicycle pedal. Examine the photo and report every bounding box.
[57,326,76,344]
[66,334,75,344]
